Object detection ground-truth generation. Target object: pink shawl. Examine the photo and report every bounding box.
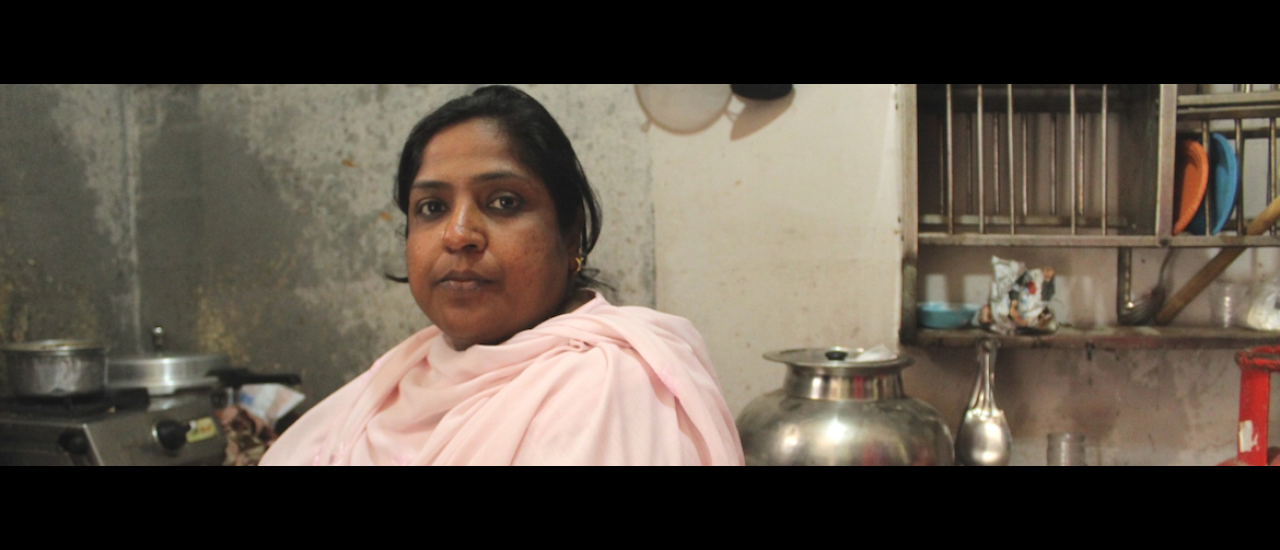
[259,293,744,466]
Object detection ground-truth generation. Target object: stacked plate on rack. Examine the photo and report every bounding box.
[1174,133,1239,236]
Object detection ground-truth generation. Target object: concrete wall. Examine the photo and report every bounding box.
[1,83,1274,465]
[0,85,138,363]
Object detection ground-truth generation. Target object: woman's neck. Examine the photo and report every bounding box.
[558,288,595,315]
[443,288,595,351]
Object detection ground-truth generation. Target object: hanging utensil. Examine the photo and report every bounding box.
[955,337,1012,466]
[1117,248,1176,326]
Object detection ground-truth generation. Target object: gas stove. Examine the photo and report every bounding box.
[0,388,226,466]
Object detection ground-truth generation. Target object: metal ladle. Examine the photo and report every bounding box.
[955,337,1012,466]
[1117,248,1176,326]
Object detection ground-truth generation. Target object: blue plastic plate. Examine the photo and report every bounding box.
[1187,133,1238,235]
[918,302,981,329]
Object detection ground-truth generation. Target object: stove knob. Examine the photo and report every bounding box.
[154,420,189,451]
[58,430,90,455]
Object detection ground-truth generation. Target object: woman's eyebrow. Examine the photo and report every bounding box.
[412,171,533,191]
[472,170,533,186]
[411,180,449,192]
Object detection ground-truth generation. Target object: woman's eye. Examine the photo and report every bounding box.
[417,200,446,215]
[488,195,522,211]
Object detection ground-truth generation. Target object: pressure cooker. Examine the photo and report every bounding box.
[108,326,300,408]
[108,351,301,411]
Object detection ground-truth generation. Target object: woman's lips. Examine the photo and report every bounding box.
[439,279,489,291]
[437,270,495,291]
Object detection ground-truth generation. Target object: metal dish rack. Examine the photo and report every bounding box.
[901,84,1280,350]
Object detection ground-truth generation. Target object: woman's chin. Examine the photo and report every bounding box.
[441,329,512,351]
[425,294,569,351]
[435,315,514,351]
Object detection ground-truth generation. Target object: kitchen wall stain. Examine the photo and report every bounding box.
[178,85,439,409]
[194,285,252,367]
[132,84,202,354]
[0,278,12,341]
[197,126,365,405]
[0,85,132,351]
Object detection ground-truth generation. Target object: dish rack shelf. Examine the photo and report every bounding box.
[901,84,1280,349]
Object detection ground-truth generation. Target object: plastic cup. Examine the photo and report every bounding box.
[1208,282,1246,328]
[1047,432,1087,466]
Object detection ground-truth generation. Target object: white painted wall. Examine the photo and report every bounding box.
[647,84,906,416]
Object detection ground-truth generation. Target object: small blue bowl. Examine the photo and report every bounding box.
[918,302,980,329]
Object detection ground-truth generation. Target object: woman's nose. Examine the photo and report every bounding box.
[441,202,487,251]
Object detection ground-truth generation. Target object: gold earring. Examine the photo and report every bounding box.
[573,256,584,275]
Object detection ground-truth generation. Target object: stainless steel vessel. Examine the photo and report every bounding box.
[108,352,228,396]
[1,340,108,397]
[954,338,1011,466]
[737,347,954,466]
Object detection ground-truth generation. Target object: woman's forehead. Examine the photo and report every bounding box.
[421,120,514,165]
[415,120,537,186]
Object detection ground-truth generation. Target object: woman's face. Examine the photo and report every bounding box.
[406,118,575,350]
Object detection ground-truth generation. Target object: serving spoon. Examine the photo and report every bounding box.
[955,337,1012,466]
[1117,248,1176,326]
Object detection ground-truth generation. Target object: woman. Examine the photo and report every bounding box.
[260,85,744,466]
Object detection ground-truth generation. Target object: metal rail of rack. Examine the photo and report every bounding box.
[899,84,1280,348]
[911,84,1279,248]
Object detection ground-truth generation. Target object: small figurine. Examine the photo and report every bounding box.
[976,257,1060,335]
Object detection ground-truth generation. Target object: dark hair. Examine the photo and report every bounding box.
[391,85,604,290]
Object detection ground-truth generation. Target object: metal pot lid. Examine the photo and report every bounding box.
[107,352,230,396]
[109,352,230,370]
[0,339,108,354]
[107,376,222,396]
[764,346,912,370]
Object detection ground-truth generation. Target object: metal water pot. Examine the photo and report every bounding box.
[736,347,954,466]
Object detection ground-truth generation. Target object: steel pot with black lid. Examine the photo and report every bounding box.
[1,339,109,397]
[736,346,954,466]
[107,352,228,396]
[108,327,302,406]
[107,327,227,398]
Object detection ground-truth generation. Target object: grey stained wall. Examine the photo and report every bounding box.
[0,84,654,410]
[0,85,137,362]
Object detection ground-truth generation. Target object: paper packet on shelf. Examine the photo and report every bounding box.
[1243,278,1280,331]
[975,256,1060,336]
[236,383,305,427]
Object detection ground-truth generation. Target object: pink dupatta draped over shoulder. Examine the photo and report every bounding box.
[259,293,744,466]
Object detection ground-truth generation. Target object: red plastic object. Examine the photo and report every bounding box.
[1234,346,1280,466]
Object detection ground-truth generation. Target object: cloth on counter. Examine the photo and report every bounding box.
[259,292,744,466]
